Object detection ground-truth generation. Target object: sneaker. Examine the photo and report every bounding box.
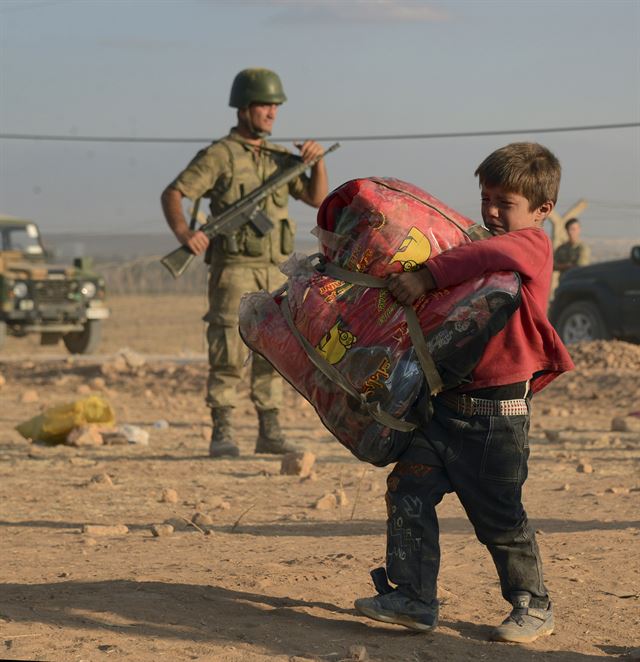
[354,589,439,632]
[491,592,554,643]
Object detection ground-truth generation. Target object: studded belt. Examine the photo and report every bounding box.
[437,392,529,417]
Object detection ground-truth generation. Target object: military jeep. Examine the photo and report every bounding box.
[549,244,640,344]
[0,215,109,354]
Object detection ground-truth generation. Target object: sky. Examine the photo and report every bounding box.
[0,0,639,243]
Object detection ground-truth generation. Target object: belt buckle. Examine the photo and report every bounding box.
[459,394,475,417]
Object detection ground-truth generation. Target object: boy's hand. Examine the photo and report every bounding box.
[387,268,436,305]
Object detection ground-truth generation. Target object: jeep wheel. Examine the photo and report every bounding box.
[0,321,6,350]
[556,301,610,344]
[63,320,102,354]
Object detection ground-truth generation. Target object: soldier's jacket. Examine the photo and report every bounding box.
[553,241,590,271]
[171,129,311,266]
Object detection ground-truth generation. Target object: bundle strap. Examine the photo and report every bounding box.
[279,295,416,432]
[403,305,444,395]
[315,258,444,395]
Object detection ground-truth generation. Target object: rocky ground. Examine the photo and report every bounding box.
[0,295,638,662]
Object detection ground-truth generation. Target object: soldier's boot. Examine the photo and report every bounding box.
[209,408,240,458]
[254,409,300,455]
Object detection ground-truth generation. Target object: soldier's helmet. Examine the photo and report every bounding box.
[229,68,287,108]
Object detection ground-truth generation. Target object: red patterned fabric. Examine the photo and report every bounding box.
[239,178,521,466]
[315,177,480,276]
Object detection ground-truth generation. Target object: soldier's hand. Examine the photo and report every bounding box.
[295,140,324,165]
[181,229,210,256]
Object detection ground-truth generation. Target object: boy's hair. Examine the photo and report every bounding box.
[475,142,561,210]
[564,217,579,231]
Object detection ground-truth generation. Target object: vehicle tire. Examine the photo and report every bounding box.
[63,320,102,354]
[555,301,610,344]
[0,321,6,350]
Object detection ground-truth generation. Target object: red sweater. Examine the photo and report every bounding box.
[426,227,574,393]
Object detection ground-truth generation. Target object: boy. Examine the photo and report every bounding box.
[354,142,575,643]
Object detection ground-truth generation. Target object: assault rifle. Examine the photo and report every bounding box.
[161,142,340,278]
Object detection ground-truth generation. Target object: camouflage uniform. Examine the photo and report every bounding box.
[171,129,312,412]
[553,241,590,271]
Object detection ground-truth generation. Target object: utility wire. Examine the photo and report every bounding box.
[0,122,638,144]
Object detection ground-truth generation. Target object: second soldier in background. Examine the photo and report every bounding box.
[553,217,590,273]
[161,68,328,458]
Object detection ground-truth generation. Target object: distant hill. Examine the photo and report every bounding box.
[42,233,321,295]
[44,232,321,262]
[44,232,194,262]
[585,237,638,262]
[42,232,638,295]
[45,232,637,263]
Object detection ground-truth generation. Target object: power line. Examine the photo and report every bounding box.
[0,122,638,144]
[0,0,69,12]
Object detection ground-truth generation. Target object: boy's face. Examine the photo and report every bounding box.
[480,185,554,235]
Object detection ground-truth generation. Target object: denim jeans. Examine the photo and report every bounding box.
[385,397,548,608]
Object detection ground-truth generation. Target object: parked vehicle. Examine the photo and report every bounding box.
[0,215,109,353]
[549,245,640,344]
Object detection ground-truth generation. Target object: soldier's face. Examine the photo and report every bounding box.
[567,223,581,243]
[246,103,279,135]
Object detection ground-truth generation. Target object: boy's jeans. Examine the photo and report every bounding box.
[385,398,548,608]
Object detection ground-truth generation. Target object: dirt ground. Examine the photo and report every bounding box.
[0,295,639,662]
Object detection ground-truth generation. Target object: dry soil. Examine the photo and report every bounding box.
[0,295,638,662]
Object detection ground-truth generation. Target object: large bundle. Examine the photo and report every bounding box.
[239,178,521,466]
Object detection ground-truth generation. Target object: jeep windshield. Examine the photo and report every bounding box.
[0,224,44,255]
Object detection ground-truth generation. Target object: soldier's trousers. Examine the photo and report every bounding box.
[386,399,549,608]
[204,262,286,412]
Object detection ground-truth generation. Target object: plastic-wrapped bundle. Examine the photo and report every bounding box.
[239,178,521,466]
[240,258,520,465]
[315,177,489,277]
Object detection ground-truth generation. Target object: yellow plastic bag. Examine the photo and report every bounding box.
[15,396,116,444]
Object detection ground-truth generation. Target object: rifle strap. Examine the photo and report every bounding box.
[217,139,236,198]
[188,198,201,231]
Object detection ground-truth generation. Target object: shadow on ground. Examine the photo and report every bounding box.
[0,580,619,661]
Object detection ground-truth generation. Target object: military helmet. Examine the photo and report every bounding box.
[229,68,287,108]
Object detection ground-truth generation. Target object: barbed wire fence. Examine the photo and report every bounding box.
[98,255,209,295]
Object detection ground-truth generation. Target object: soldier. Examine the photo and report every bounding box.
[161,68,328,458]
[553,218,590,273]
